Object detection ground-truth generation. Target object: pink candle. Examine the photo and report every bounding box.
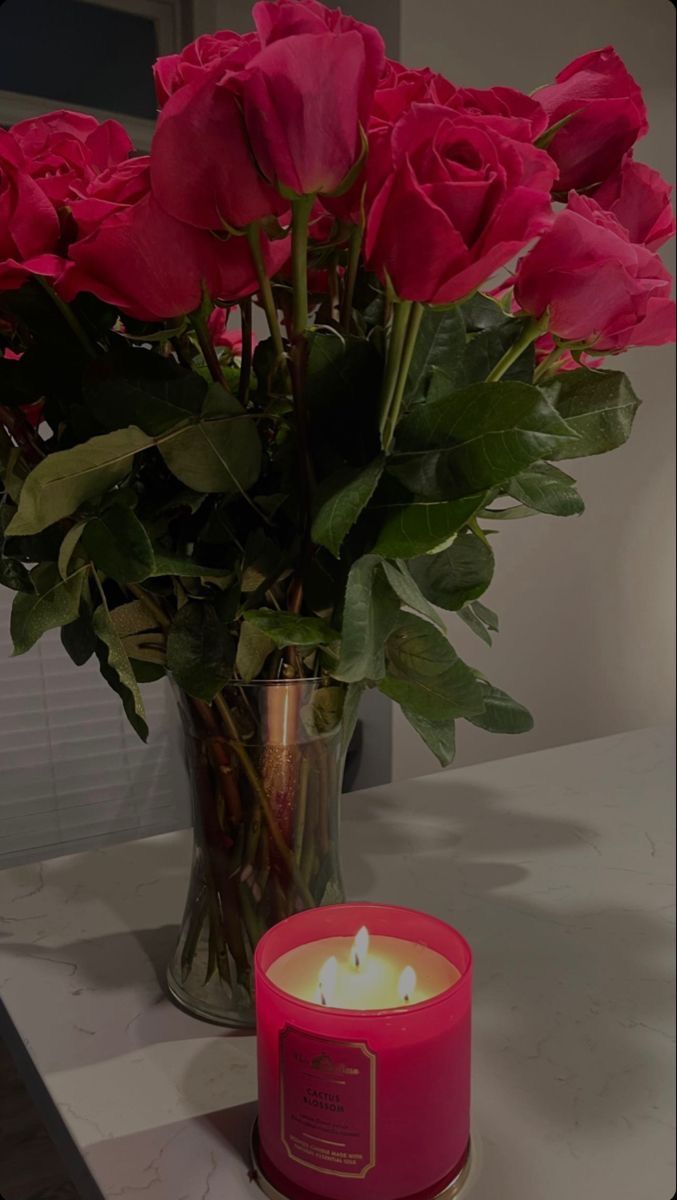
[253,903,472,1200]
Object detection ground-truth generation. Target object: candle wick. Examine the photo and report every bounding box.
[320,991,327,1007]
[353,954,360,971]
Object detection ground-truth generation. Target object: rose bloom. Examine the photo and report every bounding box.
[514,192,676,352]
[239,1,385,198]
[445,86,548,142]
[61,159,289,322]
[154,30,260,105]
[533,46,648,192]
[0,129,62,290]
[150,45,284,230]
[595,155,676,251]
[365,104,556,305]
[11,110,132,206]
[208,306,259,358]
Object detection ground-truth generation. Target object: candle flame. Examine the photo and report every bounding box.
[398,965,417,1004]
[317,956,338,1007]
[351,925,370,971]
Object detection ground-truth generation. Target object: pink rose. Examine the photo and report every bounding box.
[11,110,132,206]
[150,70,286,230]
[594,155,676,251]
[533,47,648,192]
[153,30,260,106]
[371,61,444,126]
[69,157,149,237]
[0,129,62,291]
[253,0,385,97]
[365,104,556,305]
[445,86,548,142]
[238,1,385,197]
[207,307,258,358]
[514,192,676,352]
[60,160,288,322]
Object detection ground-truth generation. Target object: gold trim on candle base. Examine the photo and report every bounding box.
[250,1121,472,1200]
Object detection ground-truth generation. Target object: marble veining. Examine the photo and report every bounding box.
[0,727,674,1199]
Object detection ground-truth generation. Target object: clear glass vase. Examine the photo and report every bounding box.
[167,679,347,1028]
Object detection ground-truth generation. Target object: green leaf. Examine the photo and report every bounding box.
[11,563,87,655]
[340,681,365,757]
[1,447,29,504]
[540,369,641,460]
[301,686,345,737]
[86,348,206,435]
[402,707,456,767]
[460,293,509,332]
[5,427,153,535]
[92,604,149,740]
[458,603,493,646]
[405,306,466,402]
[372,494,487,557]
[0,555,32,592]
[241,530,286,595]
[506,462,584,517]
[150,553,232,579]
[395,381,576,497]
[109,600,158,639]
[409,528,495,612]
[132,660,166,684]
[467,682,534,734]
[380,615,486,721]
[334,556,401,683]
[58,522,87,580]
[81,505,155,583]
[244,610,338,649]
[159,399,261,495]
[123,632,166,665]
[235,621,275,682]
[381,561,445,631]
[166,601,236,701]
[61,612,96,666]
[473,600,498,631]
[312,457,385,558]
[459,318,536,386]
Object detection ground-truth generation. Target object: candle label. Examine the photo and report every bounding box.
[280,1026,376,1178]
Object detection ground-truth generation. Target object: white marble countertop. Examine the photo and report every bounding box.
[0,727,674,1200]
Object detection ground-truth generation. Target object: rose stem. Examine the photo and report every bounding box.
[246,222,286,364]
[190,735,249,981]
[382,301,424,451]
[379,299,412,448]
[340,220,364,333]
[238,297,253,406]
[291,194,315,338]
[188,309,229,390]
[213,693,316,907]
[486,314,549,383]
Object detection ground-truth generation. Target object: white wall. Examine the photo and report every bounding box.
[394,0,676,779]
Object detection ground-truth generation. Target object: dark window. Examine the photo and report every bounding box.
[0,0,159,119]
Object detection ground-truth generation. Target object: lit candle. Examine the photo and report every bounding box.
[269,929,459,1011]
[253,904,472,1200]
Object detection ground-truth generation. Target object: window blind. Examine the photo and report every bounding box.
[0,589,190,867]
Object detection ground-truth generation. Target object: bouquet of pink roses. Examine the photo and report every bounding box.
[0,2,674,1015]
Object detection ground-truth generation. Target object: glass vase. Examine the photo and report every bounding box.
[167,679,347,1028]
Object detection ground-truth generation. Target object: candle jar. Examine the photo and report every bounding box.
[254,904,472,1200]
[167,680,347,1028]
